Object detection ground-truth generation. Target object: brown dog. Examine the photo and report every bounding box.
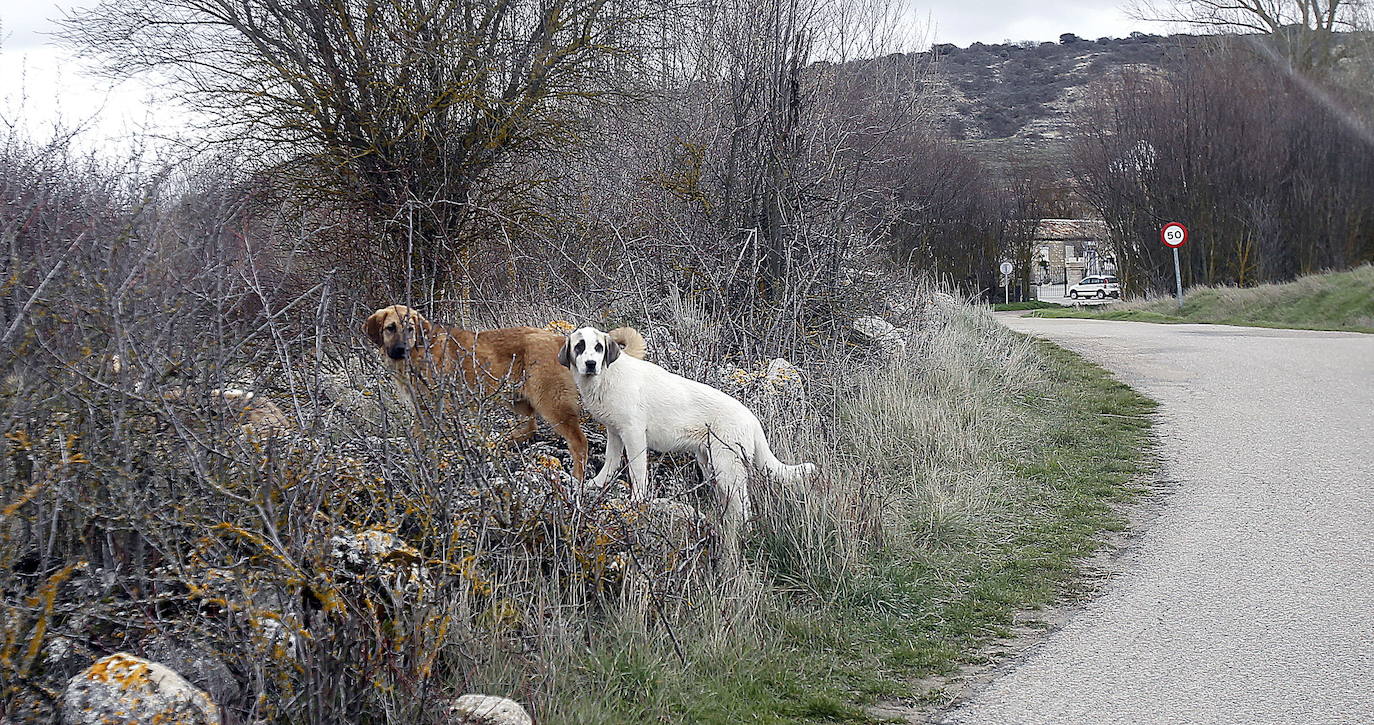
[363,305,645,480]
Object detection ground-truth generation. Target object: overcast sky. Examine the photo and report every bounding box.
[0,1,1172,148]
[0,0,188,149]
[919,1,1169,47]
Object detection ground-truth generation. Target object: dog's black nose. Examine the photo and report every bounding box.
[388,347,408,360]
[584,360,597,374]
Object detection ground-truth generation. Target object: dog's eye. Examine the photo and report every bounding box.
[386,323,396,331]
[574,341,585,354]
[595,343,603,352]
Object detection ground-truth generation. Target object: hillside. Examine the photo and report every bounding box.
[930,34,1201,140]
[914,33,1206,167]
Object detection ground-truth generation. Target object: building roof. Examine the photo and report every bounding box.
[1034,218,1107,241]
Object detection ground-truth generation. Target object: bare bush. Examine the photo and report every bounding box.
[0,136,734,722]
[2,127,987,722]
[878,138,1041,298]
[60,0,677,298]
[1,1,1089,720]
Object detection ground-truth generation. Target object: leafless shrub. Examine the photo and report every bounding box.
[60,0,685,298]
[0,122,972,722]
[0,136,741,723]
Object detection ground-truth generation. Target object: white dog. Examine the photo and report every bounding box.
[561,326,815,538]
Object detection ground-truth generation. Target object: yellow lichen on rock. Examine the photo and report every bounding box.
[62,653,220,725]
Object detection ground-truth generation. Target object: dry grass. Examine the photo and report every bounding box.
[534,297,1155,723]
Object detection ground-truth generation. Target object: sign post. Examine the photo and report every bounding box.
[1160,222,1188,308]
[999,261,1013,305]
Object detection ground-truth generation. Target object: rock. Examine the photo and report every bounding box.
[213,388,293,438]
[930,291,959,307]
[329,528,428,592]
[442,694,533,725]
[611,497,715,588]
[250,615,299,655]
[331,528,416,564]
[715,358,803,401]
[763,357,802,393]
[62,653,220,725]
[919,291,960,328]
[42,634,98,684]
[851,315,897,339]
[850,316,908,355]
[884,297,913,318]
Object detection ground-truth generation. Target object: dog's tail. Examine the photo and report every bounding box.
[752,428,816,484]
[608,326,647,360]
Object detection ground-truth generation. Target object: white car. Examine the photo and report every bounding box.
[1068,275,1120,299]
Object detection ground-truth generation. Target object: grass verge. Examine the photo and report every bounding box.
[547,307,1157,723]
[1029,264,1374,333]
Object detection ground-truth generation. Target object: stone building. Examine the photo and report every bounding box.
[1032,219,1113,285]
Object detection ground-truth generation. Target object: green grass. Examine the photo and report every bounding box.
[992,300,1063,311]
[1029,264,1374,333]
[547,312,1157,723]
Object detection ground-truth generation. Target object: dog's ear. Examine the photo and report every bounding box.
[409,309,429,337]
[558,336,573,368]
[603,334,621,365]
[363,313,385,347]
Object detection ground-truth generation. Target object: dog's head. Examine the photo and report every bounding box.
[363,305,426,361]
[560,326,621,376]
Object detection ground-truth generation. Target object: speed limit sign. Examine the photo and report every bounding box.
[1161,222,1187,307]
[1161,222,1188,248]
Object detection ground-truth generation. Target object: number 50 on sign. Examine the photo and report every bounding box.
[1161,222,1188,248]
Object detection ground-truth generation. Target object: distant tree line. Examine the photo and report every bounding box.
[875,138,1040,296]
[1071,41,1374,293]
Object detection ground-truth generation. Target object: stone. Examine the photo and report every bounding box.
[443,694,533,725]
[763,357,802,393]
[329,528,428,593]
[62,653,220,725]
[42,634,97,684]
[919,291,960,328]
[613,497,715,591]
[643,498,712,547]
[213,388,293,438]
[850,316,908,355]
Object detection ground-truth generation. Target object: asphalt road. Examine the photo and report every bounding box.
[940,316,1374,725]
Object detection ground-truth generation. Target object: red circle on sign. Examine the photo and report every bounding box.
[1161,222,1188,248]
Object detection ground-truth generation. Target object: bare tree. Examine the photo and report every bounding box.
[501,0,931,353]
[851,122,1040,301]
[1131,0,1367,72]
[60,0,660,298]
[1071,50,1374,293]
